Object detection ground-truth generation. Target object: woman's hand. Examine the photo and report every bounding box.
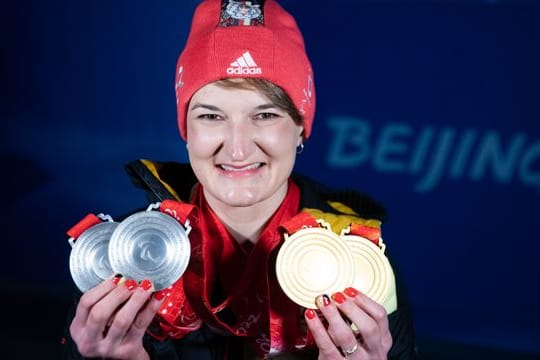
[69,275,165,360]
[305,287,392,359]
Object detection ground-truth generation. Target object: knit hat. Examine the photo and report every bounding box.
[175,0,316,140]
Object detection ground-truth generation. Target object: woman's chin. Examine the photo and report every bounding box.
[219,190,259,208]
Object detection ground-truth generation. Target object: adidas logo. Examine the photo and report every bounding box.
[226,51,262,75]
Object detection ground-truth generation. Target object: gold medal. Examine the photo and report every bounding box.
[276,219,397,314]
[276,222,356,309]
[341,229,397,314]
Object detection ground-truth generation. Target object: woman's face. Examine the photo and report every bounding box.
[186,81,304,210]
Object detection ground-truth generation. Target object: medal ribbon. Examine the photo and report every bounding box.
[148,182,318,356]
[159,199,196,225]
[281,211,382,247]
[182,181,315,357]
[66,213,102,240]
[349,223,381,246]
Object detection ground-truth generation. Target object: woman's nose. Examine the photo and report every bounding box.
[223,121,256,161]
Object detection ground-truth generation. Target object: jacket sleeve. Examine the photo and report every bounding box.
[386,255,419,360]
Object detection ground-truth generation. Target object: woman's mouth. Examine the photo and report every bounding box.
[218,163,264,172]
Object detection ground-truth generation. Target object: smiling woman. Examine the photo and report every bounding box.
[62,0,417,359]
[187,80,303,216]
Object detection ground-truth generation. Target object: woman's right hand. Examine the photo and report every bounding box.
[69,275,165,360]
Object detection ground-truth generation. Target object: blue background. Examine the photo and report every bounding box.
[2,0,539,358]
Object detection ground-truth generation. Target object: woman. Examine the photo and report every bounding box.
[64,0,417,358]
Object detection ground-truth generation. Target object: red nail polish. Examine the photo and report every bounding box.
[153,290,165,301]
[332,292,346,304]
[305,309,316,320]
[316,294,331,307]
[124,279,137,291]
[139,279,153,291]
[112,274,123,285]
[344,287,359,298]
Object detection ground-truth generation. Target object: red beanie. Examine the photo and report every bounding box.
[175,0,316,140]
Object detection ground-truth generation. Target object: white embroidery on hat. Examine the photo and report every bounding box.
[226,51,262,75]
[175,65,184,104]
[299,69,314,115]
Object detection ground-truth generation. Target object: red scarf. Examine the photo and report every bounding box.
[151,179,314,357]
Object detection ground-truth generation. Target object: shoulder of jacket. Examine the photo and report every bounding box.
[292,173,387,222]
[125,159,198,202]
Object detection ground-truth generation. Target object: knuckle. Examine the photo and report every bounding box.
[383,333,393,350]
[133,313,149,331]
[76,342,96,357]
[87,309,108,324]
[112,315,132,331]
[363,321,378,337]
[68,322,79,339]
[78,294,94,309]
[371,303,387,320]
[99,342,114,356]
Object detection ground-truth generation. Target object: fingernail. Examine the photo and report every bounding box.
[305,309,316,320]
[315,294,331,308]
[153,290,166,301]
[332,292,346,304]
[139,279,153,291]
[344,287,359,298]
[111,274,123,285]
[124,279,137,291]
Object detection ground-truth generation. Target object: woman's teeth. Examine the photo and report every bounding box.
[220,163,262,171]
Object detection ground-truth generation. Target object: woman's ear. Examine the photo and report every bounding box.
[297,125,305,143]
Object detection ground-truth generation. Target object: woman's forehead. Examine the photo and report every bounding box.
[191,81,270,103]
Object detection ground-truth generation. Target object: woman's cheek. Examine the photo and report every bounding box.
[260,129,295,153]
[188,129,222,157]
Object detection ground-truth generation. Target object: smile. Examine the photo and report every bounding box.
[218,163,264,172]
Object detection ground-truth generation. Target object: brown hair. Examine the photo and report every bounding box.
[215,78,304,127]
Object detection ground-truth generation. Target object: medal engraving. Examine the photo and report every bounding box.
[69,222,118,292]
[344,235,397,314]
[276,226,356,309]
[108,211,190,290]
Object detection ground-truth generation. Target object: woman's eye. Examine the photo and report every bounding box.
[198,114,221,120]
[254,112,280,120]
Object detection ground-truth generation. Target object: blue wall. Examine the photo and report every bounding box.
[2,0,539,355]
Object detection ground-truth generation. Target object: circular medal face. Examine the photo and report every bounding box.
[276,228,356,309]
[344,235,396,313]
[69,222,118,292]
[108,211,190,290]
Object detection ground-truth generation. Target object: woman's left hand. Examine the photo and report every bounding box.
[305,287,392,359]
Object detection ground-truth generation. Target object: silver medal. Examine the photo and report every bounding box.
[69,221,118,292]
[108,210,190,290]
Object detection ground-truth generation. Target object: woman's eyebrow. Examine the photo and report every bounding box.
[255,103,278,110]
[190,103,222,111]
[190,103,278,111]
